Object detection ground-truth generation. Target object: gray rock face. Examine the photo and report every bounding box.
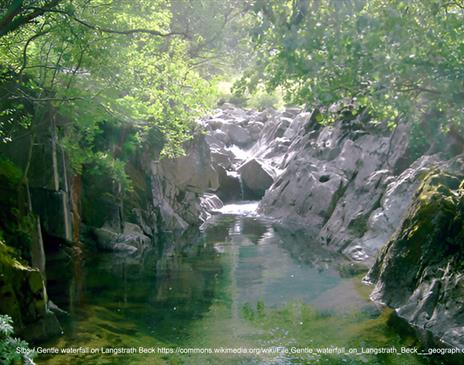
[145,135,221,232]
[85,132,221,240]
[357,155,442,256]
[1,120,74,243]
[200,105,457,267]
[199,193,223,222]
[0,255,62,341]
[238,159,274,199]
[215,165,242,202]
[94,222,151,253]
[90,135,222,248]
[366,167,464,348]
[223,124,253,146]
[251,112,445,262]
[259,157,348,228]
[158,135,219,194]
[202,107,406,259]
[199,105,464,348]
[199,106,278,202]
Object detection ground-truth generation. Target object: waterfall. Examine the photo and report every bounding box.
[225,170,245,201]
[238,174,245,200]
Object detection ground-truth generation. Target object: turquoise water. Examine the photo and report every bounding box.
[38,206,434,365]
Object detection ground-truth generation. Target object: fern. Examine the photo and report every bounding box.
[0,314,36,365]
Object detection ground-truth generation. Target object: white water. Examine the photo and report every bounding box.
[213,201,259,216]
[226,144,252,161]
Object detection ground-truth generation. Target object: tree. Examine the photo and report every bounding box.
[0,0,217,186]
[238,0,464,149]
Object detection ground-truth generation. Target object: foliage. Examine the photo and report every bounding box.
[0,314,36,365]
[0,157,22,184]
[0,238,18,266]
[170,0,253,76]
[238,0,464,143]
[0,67,35,143]
[0,158,36,257]
[248,88,282,110]
[215,78,283,109]
[0,0,221,187]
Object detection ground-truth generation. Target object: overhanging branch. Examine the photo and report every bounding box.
[27,7,190,38]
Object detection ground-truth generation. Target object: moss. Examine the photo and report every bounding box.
[28,271,44,293]
[369,169,464,305]
[338,262,369,278]
[347,213,369,238]
[408,171,463,258]
[0,157,22,184]
[0,238,47,330]
[0,158,39,259]
[0,240,28,270]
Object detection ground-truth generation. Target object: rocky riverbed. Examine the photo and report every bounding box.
[198,103,464,349]
[0,102,463,358]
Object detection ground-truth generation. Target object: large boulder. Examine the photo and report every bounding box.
[256,111,424,260]
[357,155,442,256]
[159,135,219,193]
[93,222,152,254]
[238,159,274,199]
[215,165,242,202]
[259,158,348,228]
[222,124,253,146]
[0,242,62,341]
[366,170,464,348]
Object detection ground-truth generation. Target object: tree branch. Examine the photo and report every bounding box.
[0,0,60,37]
[19,25,52,76]
[0,0,23,34]
[28,7,190,38]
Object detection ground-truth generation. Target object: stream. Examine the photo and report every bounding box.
[38,203,431,365]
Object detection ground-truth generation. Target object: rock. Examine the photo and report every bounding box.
[219,102,236,110]
[93,226,120,251]
[208,118,226,130]
[283,112,310,140]
[48,300,68,316]
[238,159,274,199]
[259,158,347,228]
[212,129,230,145]
[358,155,442,255]
[151,162,198,232]
[201,107,461,270]
[252,107,443,261]
[0,243,62,341]
[158,135,219,193]
[215,165,242,202]
[282,107,302,118]
[211,150,234,169]
[366,170,464,348]
[93,223,150,253]
[253,111,269,123]
[199,193,223,222]
[247,121,264,140]
[223,123,253,146]
[120,222,151,250]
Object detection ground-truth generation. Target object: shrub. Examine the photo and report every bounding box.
[0,314,36,365]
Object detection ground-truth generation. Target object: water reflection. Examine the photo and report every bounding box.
[40,213,430,365]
